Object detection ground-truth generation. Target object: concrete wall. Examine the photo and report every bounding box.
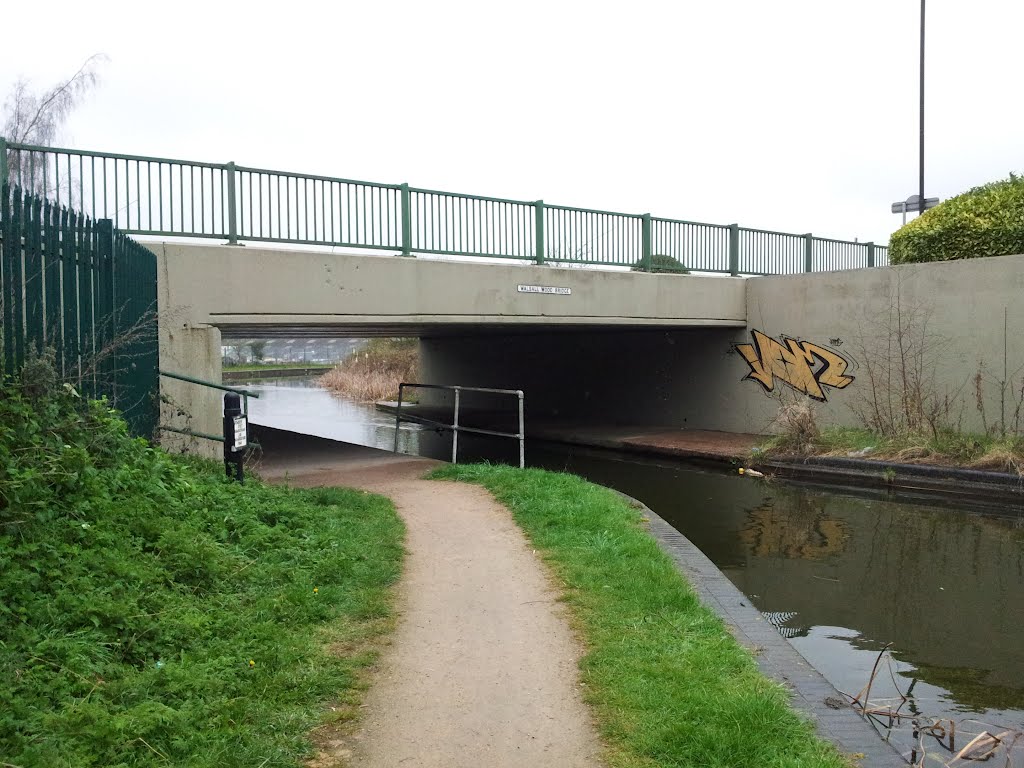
[156,249,223,459]
[734,254,1024,434]
[152,243,747,333]
[422,255,1024,436]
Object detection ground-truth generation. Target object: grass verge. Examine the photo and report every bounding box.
[1,378,404,767]
[428,463,851,768]
[758,424,1024,473]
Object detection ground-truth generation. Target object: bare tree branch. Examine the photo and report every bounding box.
[3,54,107,146]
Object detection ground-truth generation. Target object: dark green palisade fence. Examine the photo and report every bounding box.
[0,184,158,437]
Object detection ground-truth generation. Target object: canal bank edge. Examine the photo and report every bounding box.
[618,490,907,767]
[223,365,333,381]
[541,425,1024,505]
[373,403,1024,505]
[751,455,1024,505]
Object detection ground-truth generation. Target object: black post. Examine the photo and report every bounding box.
[223,391,247,483]
[919,0,926,212]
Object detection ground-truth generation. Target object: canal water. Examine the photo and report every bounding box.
[246,378,1024,745]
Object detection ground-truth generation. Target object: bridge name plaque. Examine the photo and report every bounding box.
[517,284,571,296]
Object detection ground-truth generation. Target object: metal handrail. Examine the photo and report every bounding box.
[0,137,889,273]
[157,370,260,442]
[393,382,525,468]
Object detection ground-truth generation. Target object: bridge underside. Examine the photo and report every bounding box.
[217,318,745,340]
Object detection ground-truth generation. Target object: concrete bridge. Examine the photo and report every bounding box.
[156,241,1024,458]
[157,242,746,452]
[3,140,1015,457]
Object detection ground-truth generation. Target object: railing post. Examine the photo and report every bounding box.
[641,213,652,272]
[866,241,876,268]
[451,387,461,464]
[728,223,739,276]
[803,233,813,273]
[0,137,8,189]
[393,383,404,453]
[517,390,525,469]
[534,199,545,265]
[225,161,238,245]
[95,219,116,399]
[400,183,412,257]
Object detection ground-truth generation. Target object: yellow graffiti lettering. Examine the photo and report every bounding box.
[735,330,853,402]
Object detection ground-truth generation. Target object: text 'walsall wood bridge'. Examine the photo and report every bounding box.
[0,138,887,276]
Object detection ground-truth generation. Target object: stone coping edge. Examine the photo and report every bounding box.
[763,454,1024,486]
[754,456,1024,506]
[612,489,908,767]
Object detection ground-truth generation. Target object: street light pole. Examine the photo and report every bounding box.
[919,0,926,211]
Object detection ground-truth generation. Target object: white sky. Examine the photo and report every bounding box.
[1,0,1021,245]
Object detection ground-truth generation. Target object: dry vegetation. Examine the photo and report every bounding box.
[847,647,1022,768]
[319,338,419,402]
[758,285,1024,473]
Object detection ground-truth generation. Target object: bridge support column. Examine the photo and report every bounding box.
[158,322,223,458]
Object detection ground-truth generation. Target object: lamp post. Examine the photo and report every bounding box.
[892,3,933,227]
[919,0,926,209]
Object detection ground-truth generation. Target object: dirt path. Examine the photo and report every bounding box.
[271,455,603,768]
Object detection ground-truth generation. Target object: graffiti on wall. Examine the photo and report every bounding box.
[735,330,854,401]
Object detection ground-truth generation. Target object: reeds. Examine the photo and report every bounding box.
[319,338,418,402]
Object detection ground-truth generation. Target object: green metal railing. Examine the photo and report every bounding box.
[0,138,888,274]
[158,370,259,443]
[0,183,159,436]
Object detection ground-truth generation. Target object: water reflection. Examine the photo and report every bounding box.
[243,378,422,455]
[245,380,1024,737]
[738,495,851,561]
[526,444,1024,731]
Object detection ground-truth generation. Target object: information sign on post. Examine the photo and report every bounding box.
[232,416,248,451]
[223,392,247,483]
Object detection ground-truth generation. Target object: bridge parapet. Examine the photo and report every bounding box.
[1,138,886,276]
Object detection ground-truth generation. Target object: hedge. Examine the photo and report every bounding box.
[889,173,1024,264]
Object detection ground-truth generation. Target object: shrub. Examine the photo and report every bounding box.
[630,253,690,274]
[0,366,404,765]
[771,401,820,454]
[889,173,1024,264]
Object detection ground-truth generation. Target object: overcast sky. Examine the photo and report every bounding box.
[1,0,1021,245]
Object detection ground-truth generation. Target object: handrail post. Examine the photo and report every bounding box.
[517,390,525,469]
[728,223,739,276]
[641,213,653,271]
[0,137,8,189]
[803,233,813,273]
[451,386,461,463]
[534,199,545,265]
[225,161,238,245]
[866,241,876,268]
[393,383,404,453]
[400,183,412,257]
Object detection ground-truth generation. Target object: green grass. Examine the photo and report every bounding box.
[428,464,851,768]
[0,378,404,767]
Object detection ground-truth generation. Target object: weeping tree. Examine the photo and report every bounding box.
[2,54,106,197]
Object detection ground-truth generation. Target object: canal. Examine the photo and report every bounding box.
[246,378,1024,748]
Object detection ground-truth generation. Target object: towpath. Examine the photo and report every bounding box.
[255,427,603,768]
